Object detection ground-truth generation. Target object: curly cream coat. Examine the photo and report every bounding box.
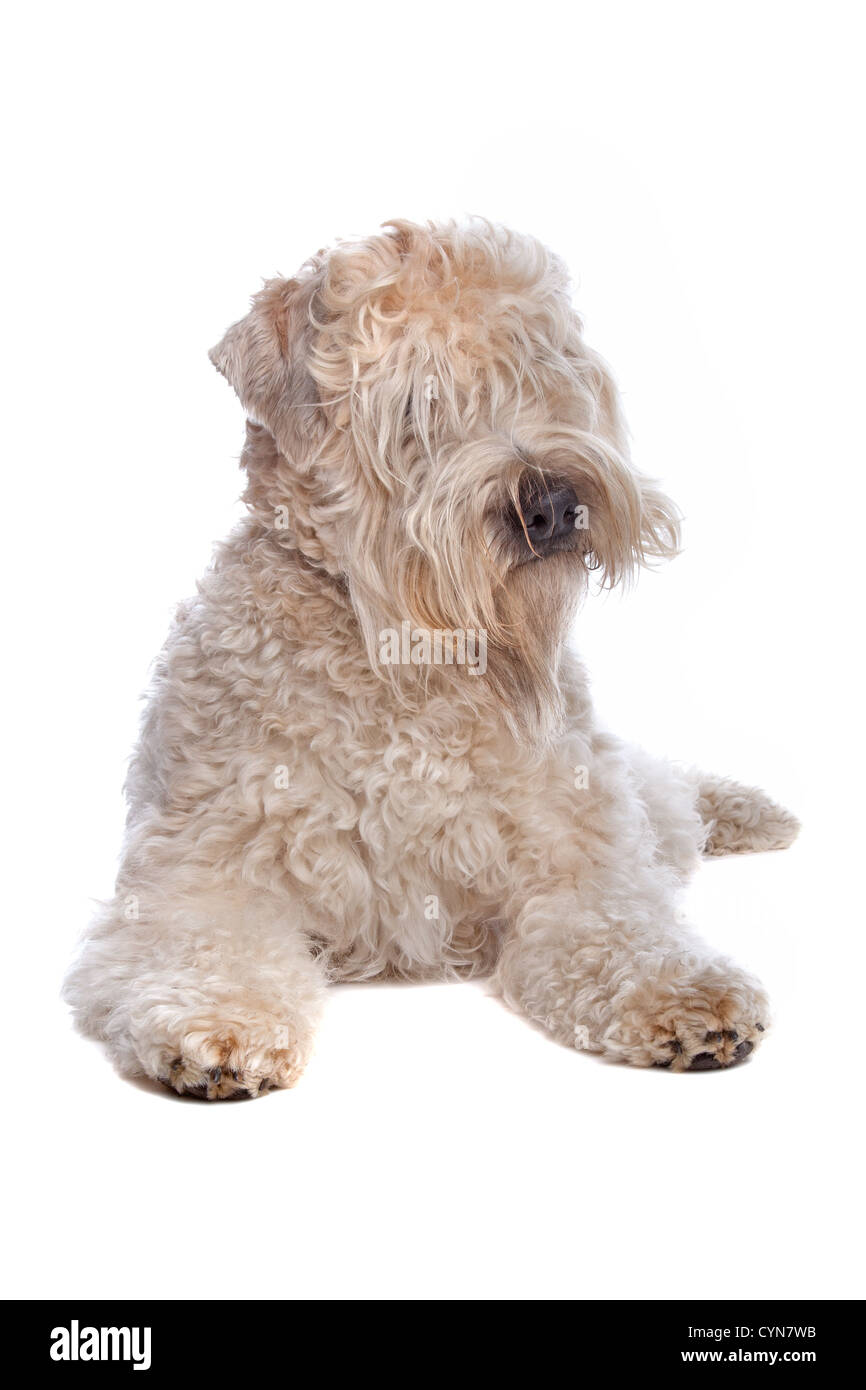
[64,219,798,1097]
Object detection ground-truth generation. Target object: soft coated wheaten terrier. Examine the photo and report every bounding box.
[65,219,799,1097]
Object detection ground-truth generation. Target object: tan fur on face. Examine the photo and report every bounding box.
[210,219,679,740]
[64,219,797,1097]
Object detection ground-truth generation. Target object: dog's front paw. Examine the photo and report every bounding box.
[140,1007,312,1099]
[606,958,769,1072]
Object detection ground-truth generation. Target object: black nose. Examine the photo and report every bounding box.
[516,483,580,551]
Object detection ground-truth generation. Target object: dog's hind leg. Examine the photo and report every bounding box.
[627,747,800,862]
[626,745,705,878]
[64,882,325,1099]
[697,773,800,857]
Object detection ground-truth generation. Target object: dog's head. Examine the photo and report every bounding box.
[210,219,679,736]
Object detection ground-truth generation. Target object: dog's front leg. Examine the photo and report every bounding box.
[495,868,769,1073]
[65,880,325,1098]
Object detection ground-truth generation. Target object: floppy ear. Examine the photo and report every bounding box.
[638,478,681,563]
[209,275,321,461]
[577,341,681,577]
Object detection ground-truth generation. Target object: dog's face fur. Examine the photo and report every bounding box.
[210,219,680,737]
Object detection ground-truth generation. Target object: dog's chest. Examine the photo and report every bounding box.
[282,688,516,881]
[270,680,590,969]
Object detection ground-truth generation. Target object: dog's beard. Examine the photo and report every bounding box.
[349,516,587,748]
[343,431,678,746]
[484,549,584,743]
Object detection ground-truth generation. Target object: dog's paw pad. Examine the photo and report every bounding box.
[688,1050,723,1071]
[152,1020,306,1100]
[158,1058,281,1100]
[620,967,769,1072]
[678,1027,762,1072]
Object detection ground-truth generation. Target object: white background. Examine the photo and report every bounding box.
[3,1,864,1300]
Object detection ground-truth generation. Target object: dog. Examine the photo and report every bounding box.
[64,218,799,1097]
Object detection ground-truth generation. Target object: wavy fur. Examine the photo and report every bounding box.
[64,219,797,1096]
